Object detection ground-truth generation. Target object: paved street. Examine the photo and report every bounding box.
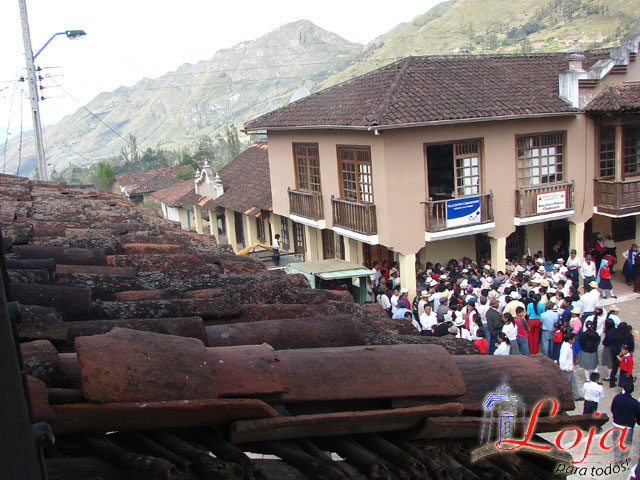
[536,274,640,479]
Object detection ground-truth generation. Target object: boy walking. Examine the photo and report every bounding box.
[582,372,604,415]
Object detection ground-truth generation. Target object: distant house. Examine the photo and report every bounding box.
[149,144,274,254]
[113,166,189,204]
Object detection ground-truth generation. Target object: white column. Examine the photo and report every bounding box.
[569,221,585,261]
[225,208,237,252]
[399,253,417,300]
[193,205,204,234]
[490,236,507,273]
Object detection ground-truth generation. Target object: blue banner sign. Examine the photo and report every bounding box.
[446,196,481,228]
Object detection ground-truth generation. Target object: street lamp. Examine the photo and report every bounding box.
[18,0,86,181]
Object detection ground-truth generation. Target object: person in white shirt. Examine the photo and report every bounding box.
[582,372,604,415]
[560,333,583,401]
[581,255,597,288]
[494,332,511,355]
[419,304,438,332]
[454,317,472,340]
[581,284,600,317]
[566,249,581,287]
[390,288,400,309]
[417,290,429,317]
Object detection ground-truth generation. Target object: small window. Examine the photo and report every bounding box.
[612,216,636,242]
[517,132,565,186]
[598,126,616,178]
[294,143,321,193]
[624,126,640,176]
[280,217,290,250]
[338,146,373,203]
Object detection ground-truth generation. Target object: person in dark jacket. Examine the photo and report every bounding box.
[578,321,601,382]
[486,298,503,355]
[610,383,640,460]
[602,318,618,382]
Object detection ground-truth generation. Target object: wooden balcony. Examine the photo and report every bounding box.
[288,188,324,221]
[594,178,640,216]
[515,182,574,219]
[331,196,377,236]
[425,192,494,233]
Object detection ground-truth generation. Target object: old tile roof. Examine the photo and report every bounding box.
[207,143,272,215]
[586,82,640,112]
[115,166,189,196]
[0,173,602,479]
[148,179,200,208]
[245,51,611,131]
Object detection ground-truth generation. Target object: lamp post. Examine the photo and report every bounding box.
[18,0,86,181]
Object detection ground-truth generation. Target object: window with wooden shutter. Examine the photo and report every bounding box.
[338,146,373,203]
[598,126,616,178]
[624,126,640,176]
[293,143,321,192]
[517,132,565,186]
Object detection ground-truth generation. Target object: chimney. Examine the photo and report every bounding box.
[214,173,224,198]
[568,53,585,71]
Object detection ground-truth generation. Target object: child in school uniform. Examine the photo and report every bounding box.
[494,332,511,356]
[617,344,634,388]
[552,322,564,363]
[582,372,604,415]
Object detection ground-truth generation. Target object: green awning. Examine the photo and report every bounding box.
[316,268,375,281]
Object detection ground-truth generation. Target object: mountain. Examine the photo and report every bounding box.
[3,20,362,176]
[4,1,638,178]
[323,0,638,85]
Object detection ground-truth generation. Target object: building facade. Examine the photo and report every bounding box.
[244,27,640,297]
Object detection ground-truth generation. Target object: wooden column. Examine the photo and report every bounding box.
[207,210,217,239]
[615,123,624,182]
[193,205,204,234]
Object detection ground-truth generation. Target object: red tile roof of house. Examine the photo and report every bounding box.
[586,82,640,112]
[148,179,200,208]
[206,143,271,215]
[115,166,189,195]
[245,51,611,131]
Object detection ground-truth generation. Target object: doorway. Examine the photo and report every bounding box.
[234,211,245,249]
[426,144,455,199]
[292,221,306,255]
[506,227,526,261]
[544,220,570,259]
[322,229,335,259]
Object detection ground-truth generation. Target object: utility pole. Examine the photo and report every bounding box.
[18,0,48,181]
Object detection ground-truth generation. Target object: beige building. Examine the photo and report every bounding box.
[245,27,640,297]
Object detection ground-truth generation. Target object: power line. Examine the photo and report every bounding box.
[2,83,17,173]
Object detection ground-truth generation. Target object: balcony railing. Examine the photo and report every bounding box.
[515,181,575,218]
[425,192,494,233]
[594,178,640,216]
[288,188,324,221]
[331,196,377,236]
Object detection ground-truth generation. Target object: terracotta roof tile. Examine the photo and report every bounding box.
[586,82,640,112]
[245,51,611,130]
[207,143,271,214]
[115,166,189,195]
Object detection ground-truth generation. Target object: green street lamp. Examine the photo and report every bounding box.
[18,0,86,180]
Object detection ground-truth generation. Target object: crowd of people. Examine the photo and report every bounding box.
[371,240,638,404]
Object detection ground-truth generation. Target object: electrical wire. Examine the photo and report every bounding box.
[2,82,17,173]
[16,86,24,176]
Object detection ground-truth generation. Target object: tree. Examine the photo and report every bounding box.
[194,134,215,164]
[119,134,140,165]
[175,165,195,180]
[95,161,115,192]
[225,124,241,160]
[520,38,533,54]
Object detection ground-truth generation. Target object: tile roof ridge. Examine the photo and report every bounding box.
[374,56,414,126]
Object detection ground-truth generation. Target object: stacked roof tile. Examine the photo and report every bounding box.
[0,173,602,479]
[245,52,611,130]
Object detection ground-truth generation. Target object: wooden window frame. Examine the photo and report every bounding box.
[454,140,482,196]
[256,216,265,243]
[423,138,484,198]
[623,125,640,177]
[597,125,616,179]
[336,145,374,203]
[516,131,566,187]
[293,143,322,193]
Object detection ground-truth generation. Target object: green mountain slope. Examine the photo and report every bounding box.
[323,0,638,86]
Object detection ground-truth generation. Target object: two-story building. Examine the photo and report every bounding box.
[244,27,640,297]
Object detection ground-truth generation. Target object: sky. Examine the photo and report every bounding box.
[0,0,442,139]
